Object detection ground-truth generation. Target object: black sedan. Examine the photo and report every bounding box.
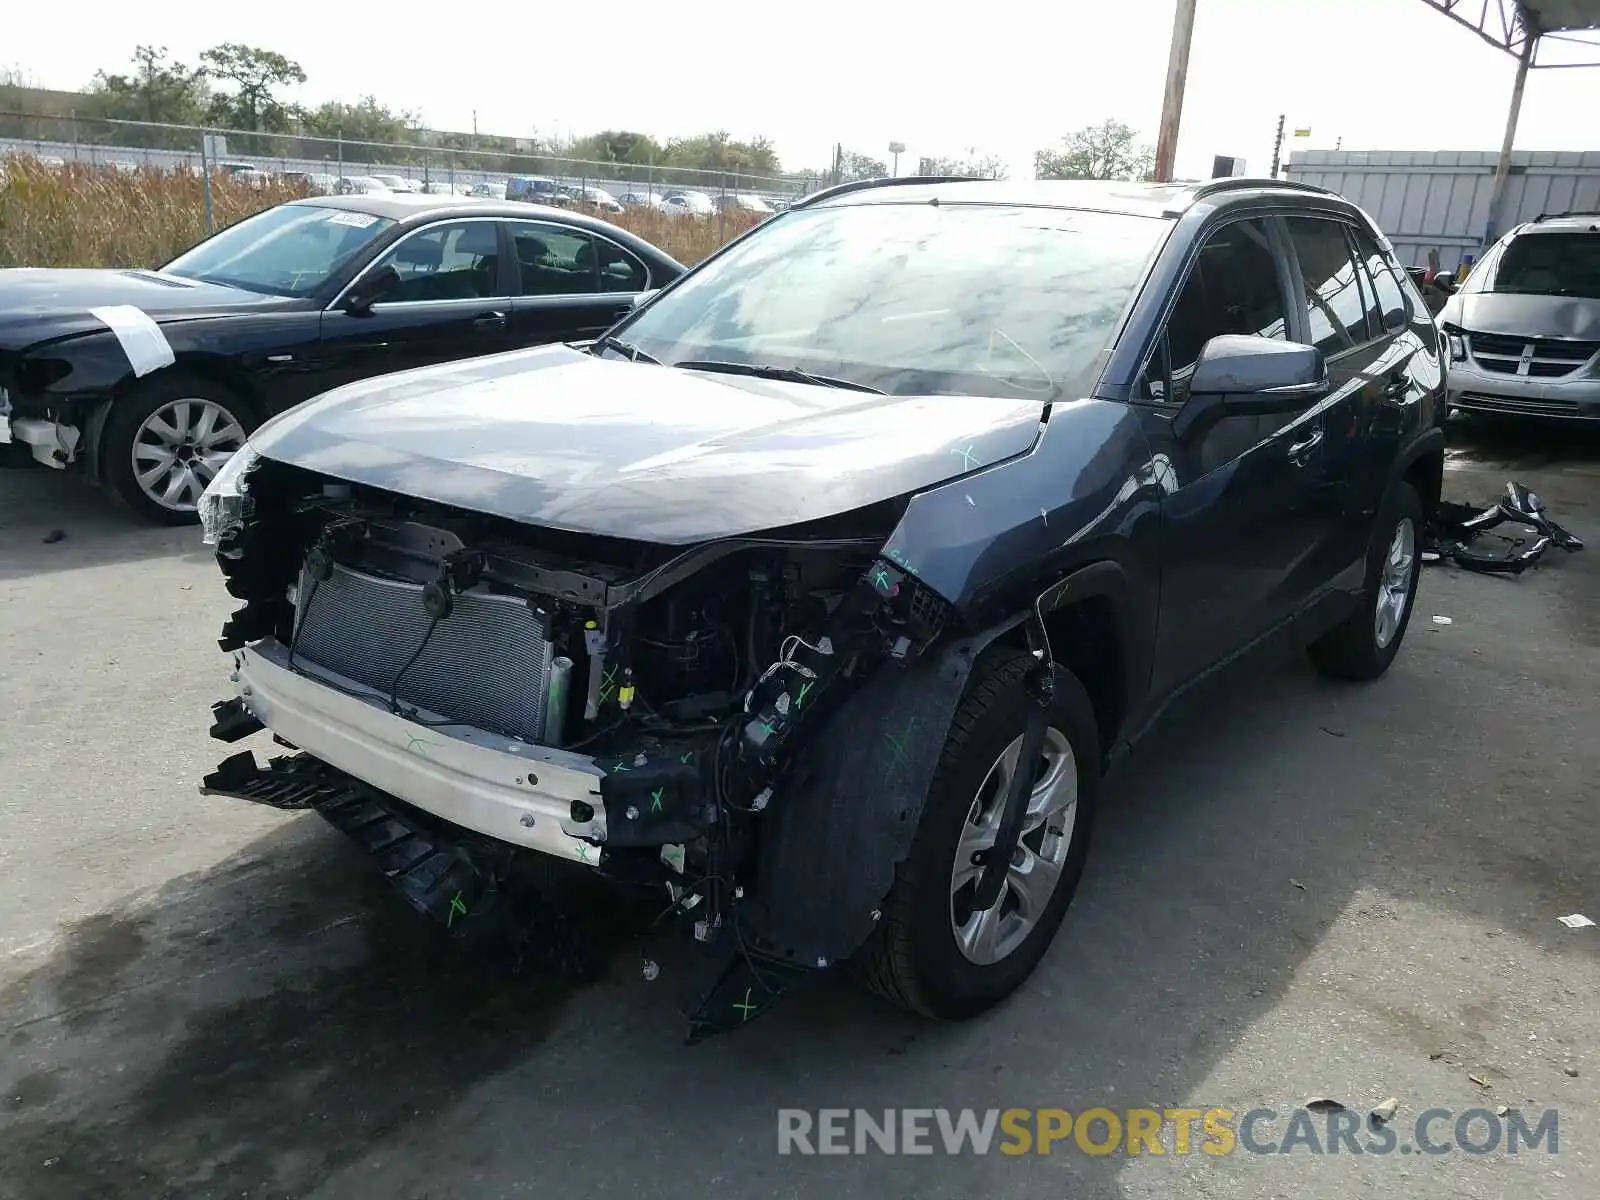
[0,194,684,523]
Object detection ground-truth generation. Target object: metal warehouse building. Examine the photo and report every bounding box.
[1285,148,1600,271]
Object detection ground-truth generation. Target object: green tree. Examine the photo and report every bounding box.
[918,150,1009,180]
[835,148,887,183]
[199,43,305,132]
[81,46,207,140]
[1034,119,1153,181]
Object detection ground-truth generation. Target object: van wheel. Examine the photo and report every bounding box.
[103,373,258,525]
[860,651,1099,1019]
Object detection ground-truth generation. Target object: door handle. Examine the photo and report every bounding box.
[1287,428,1324,466]
[473,311,508,328]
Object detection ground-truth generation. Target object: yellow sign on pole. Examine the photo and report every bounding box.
[1293,127,1312,138]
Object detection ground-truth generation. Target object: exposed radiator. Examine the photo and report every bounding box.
[292,561,552,742]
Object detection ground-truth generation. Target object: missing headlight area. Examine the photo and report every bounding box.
[203,457,955,1039]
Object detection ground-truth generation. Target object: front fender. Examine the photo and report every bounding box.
[749,621,1019,966]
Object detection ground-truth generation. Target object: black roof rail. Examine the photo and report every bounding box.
[789,175,985,210]
[1189,176,1338,200]
[1531,210,1600,223]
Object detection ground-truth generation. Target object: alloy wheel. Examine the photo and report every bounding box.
[948,726,1077,966]
[131,398,247,514]
[1374,516,1417,649]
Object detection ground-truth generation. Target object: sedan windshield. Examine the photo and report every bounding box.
[1471,231,1600,300]
[618,201,1170,400]
[163,203,396,297]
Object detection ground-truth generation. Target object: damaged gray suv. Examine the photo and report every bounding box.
[199,177,1446,1040]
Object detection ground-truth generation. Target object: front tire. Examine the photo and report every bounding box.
[1309,481,1423,681]
[860,651,1099,1020]
[103,373,257,526]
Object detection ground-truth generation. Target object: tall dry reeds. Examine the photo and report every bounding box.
[0,157,761,271]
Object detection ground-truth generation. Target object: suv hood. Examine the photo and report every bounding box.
[0,268,292,350]
[1442,290,1600,341]
[250,344,1048,543]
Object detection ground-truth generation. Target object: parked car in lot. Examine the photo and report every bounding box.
[0,194,684,522]
[196,176,1444,1040]
[283,171,339,195]
[337,176,391,195]
[662,189,716,216]
[369,173,420,194]
[618,191,668,210]
[570,186,624,213]
[716,191,773,215]
[1438,210,1600,421]
[506,176,574,207]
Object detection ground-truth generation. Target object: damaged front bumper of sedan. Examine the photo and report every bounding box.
[198,450,987,1040]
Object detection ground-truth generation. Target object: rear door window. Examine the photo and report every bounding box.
[1350,226,1409,331]
[1284,217,1371,355]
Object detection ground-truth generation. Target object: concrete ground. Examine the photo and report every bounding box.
[1,417,1595,1200]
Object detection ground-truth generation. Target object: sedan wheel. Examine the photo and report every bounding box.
[131,397,248,515]
[948,725,1077,966]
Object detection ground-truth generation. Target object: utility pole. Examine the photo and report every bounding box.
[1269,113,1286,178]
[1486,26,1537,246]
[1153,0,1198,182]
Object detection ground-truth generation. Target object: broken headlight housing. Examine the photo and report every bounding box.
[198,443,259,547]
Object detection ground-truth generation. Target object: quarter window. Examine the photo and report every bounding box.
[1285,217,1370,354]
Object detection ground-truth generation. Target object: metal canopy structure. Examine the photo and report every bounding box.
[1417,1,1600,246]
[1419,0,1600,64]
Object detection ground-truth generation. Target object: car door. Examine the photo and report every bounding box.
[1278,215,1408,591]
[1345,222,1436,560]
[1134,216,1334,695]
[506,220,644,346]
[316,217,516,392]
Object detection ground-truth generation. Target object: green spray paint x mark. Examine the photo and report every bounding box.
[650,787,664,813]
[795,680,814,709]
[953,444,978,470]
[733,987,759,1021]
[447,891,468,928]
[884,716,918,777]
[873,568,893,593]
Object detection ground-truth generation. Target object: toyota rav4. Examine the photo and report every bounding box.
[198,177,1445,1039]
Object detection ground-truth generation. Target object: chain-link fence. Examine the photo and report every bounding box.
[0,110,816,218]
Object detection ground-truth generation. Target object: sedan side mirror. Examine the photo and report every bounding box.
[631,288,659,309]
[1174,334,1328,440]
[341,264,401,314]
[1431,270,1457,293]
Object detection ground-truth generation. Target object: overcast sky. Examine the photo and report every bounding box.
[7,0,1600,178]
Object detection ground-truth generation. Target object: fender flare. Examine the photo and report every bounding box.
[1386,424,1445,501]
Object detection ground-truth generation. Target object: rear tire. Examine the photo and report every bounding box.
[1309,481,1423,681]
[103,372,258,526]
[860,651,1099,1020]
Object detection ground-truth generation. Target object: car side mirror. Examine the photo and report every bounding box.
[1173,334,1328,440]
[1431,271,1457,293]
[341,264,400,314]
[631,288,660,309]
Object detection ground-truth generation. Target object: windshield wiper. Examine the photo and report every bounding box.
[592,335,660,364]
[671,359,884,394]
